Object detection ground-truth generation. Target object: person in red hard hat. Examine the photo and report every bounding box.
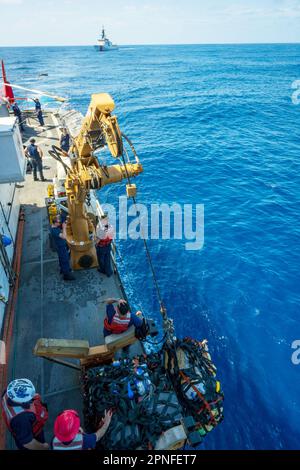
[51,409,113,450]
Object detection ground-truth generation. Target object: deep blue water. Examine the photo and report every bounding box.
[1,44,300,449]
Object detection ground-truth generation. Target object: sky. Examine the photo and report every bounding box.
[0,0,300,46]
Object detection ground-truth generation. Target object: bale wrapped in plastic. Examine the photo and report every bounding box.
[141,389,182,429]
[164,337,224,439]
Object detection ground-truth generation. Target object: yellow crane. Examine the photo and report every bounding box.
[59,93,143,270]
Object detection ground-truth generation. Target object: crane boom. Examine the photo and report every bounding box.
[71,93,123,158]
[62,93,143,270]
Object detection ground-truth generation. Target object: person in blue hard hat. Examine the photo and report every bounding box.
[25,138,45,181]
[50,215,75,281]
[1,378,49,450]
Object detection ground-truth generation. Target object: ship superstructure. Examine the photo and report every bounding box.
[95,26,118,51]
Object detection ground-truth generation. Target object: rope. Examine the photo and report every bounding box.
[120,151,167,322]
[121,133,139,160]
[179,370,217,426]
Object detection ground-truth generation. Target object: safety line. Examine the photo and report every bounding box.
[40,186,45,400]
[120,153,166,319]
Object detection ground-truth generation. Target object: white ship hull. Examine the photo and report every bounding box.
[94,43,118,52]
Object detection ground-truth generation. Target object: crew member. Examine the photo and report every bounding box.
[103,298,143,337]
[25,138,45,181]
[32,98,44,126]
[37,108,45,127]
[59,128,70,153]
[50,216,75,281]
[95,214,114,277]
[52,408,112,450]
[12,102,24,132]
[1,378,49,450]
[32,97,41,111]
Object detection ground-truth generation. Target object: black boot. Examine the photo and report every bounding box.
[63,273,75,281]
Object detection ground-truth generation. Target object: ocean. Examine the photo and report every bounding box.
[1,44,300,449]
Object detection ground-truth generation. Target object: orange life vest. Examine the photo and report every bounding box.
[104,309,131,334]
[98,236,113,247]
[1,392,48,437]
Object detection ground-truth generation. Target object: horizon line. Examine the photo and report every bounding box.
[0,41,300,48]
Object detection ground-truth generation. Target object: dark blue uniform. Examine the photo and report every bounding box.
[37,109,44,126]
[34,99,41,111]
[96,243,113,277]
[12,103,24,131]
[26,144,44,181]
[60,133,70,152]
[50,226,71,275]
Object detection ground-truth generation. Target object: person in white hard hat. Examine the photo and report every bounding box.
[1,378,49,450]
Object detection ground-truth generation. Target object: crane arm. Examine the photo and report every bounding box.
[71,93,123,159]
[62,93,143,270]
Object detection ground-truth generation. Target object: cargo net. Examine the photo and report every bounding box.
[164,337,224,440]
[81,354,183,450]
[82,337,223,449]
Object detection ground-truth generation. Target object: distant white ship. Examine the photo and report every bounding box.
[95,27,118,52]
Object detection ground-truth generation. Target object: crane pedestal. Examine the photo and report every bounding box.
[70,244,98,270]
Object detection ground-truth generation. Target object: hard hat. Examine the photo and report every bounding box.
[1,234,12,247]
[54,410,80,442]
[7,379,35,404]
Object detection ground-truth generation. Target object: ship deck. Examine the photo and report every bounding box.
[6,110,128,448]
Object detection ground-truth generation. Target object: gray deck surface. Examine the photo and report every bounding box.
[7,110,126,448]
